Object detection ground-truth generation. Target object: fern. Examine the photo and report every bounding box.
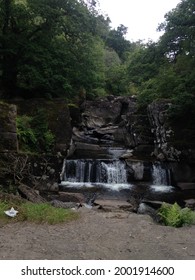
[158,202,195,227]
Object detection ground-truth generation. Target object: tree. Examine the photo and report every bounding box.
[0,0,106,98]
[106,24,132,59]
[158,0,195,60]
[126,41,162,90]
[104,47,129,95]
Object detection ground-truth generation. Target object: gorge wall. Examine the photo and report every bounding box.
[68,96,195,188]
[1,96,195,189]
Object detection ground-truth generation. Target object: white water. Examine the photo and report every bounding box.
[61,159,174,193]
[150,163,173,192]
[60,181,132,191]
[101,161,127,184]
[61,159,130,191]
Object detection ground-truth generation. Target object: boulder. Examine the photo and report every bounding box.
[47,192,85,203]
[184,199,195,210]
[81,99,122,129]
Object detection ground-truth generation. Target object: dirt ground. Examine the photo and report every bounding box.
[0,203,195,260]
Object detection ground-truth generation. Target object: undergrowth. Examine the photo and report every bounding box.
[158,202,195,227]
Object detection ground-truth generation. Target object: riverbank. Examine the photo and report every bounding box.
[0,206,195,260]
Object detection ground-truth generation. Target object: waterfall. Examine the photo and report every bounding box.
[101,161,127,184]
[61,159,130,191]
[63,159,93,183]
[152,163,167,185]
[151,162,173,192]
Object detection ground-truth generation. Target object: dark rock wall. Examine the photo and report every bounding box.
[1,96,195,188]
[148,100,181,161]
[68,96,195,187]
[148,99,195,163]
[11,98,72,156]
[0,102,18,152]
[68,96,154,159]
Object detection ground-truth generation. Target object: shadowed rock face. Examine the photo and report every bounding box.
[0,103,18,152]
[68,96,154,159]
[148,100,181,161]
[148,99,195,163]
[9,98,72,156]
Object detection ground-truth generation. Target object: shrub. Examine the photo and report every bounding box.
[16,110,55,153]
[16,115,37,151]
[158,202,195,227]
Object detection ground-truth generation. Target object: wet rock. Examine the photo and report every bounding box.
[177,183,195,190]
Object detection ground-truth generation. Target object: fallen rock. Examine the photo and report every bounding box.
[184,199,195,210]
[137,202,159,222]
[47,192,85,203]
[50,200,81,209]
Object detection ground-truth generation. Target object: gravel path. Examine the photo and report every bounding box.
[0,207,195,260]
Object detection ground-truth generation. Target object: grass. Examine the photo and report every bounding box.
[0,200,79,225]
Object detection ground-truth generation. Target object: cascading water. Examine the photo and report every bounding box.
[101,161,127,184]
[151,162,173,192]
[60,158,174,195]
[61,159,130,191]
[152,164,168,185]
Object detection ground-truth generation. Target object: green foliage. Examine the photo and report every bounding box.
[16,115,37,151]
[103,47,133,96]
[158,0,195,60]
[0,201,78,225]
[0,0,195,116]
[0,0,109,98]
[106,24,132,60]
[158,202,195,227]
[43,130,55,153]
[16,110,55,153]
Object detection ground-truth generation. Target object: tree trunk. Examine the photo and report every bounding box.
[18,184,46,203]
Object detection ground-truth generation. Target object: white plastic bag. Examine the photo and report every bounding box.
[4,207,18,217]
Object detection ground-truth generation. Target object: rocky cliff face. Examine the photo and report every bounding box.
[148,100,182,161]
[67,96,195,187]
[68,96,195,163]
[1,96,195,188]
[68,96,154,159]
